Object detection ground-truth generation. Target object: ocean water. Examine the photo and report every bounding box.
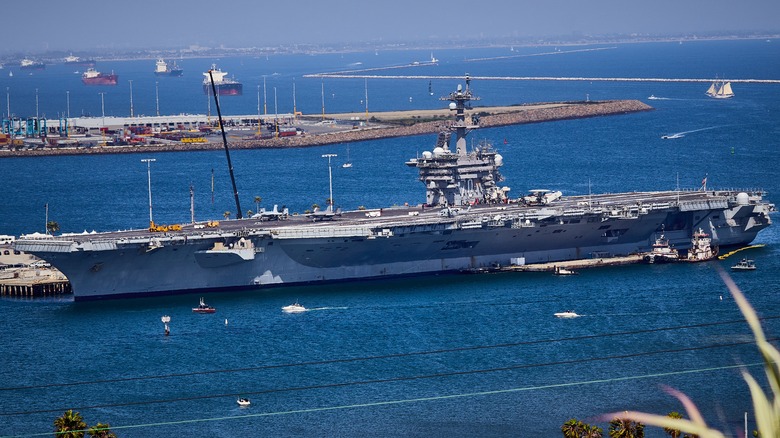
[1,40,779,437]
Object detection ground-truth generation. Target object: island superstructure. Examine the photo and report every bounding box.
[14,78,773,301]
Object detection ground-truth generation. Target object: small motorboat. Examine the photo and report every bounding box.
[282,301,306,313]
[731,258,757,271]
[237,398,251,407]
[192,297,216,314]
[554,310,581,318]
[553,266,577,276]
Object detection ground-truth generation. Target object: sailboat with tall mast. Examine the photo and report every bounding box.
[342,145,352,168]
[706,78,734,99]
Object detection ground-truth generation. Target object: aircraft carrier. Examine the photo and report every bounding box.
[13,77,774,301]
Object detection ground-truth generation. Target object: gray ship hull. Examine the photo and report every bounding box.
[11,79,775,301]
[14,190,772,301]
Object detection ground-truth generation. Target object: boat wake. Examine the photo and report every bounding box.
[306,306,349,311]
[661,125,725,139]
[647,95,701,101]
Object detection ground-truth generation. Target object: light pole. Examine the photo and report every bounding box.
[66,90,70,119]
[128,79,134,117]
[273,86,278,134]
[321,154,337,212]
[155,81,159,116]
[99,92,105,127]
[141,158,156,227]
[35,88,39,136]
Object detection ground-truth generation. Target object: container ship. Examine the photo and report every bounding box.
[202,64,242,95]
[14,78,774,301]
[154,58,183,77]
[81,68,118,86]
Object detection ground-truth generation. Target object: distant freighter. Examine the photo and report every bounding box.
[13,76,774,301]
[82,68,118,86]
[20,58,45,70]
[203,64,242,96]
[64,54,95,66]
[154,58,183,77]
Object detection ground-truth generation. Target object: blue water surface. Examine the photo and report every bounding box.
[0,40,779,437]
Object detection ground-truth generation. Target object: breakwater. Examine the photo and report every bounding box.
[0,100,651,158]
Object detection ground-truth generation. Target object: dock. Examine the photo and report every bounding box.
[500,254,645,273]
[0,99,651,157]
[0,278,71,297]
[0,248,72,297]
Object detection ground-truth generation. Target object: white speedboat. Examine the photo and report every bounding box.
[237,398,251,407]
[554,311,580,318]
[731,258,756,271]
[553,266,577,276]
[282,301,306,313]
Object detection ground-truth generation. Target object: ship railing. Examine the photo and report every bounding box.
[271,226,371,239]
[678,199,729,212]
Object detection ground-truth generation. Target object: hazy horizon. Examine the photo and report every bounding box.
[3,0,780,54]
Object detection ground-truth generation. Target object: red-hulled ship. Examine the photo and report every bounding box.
[82,68,118,86]
[202,64,242,96]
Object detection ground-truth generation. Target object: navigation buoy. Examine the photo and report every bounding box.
[225,318,228,326]
[161,315,171,336]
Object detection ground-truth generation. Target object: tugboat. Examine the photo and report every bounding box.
[192,297,216,313]
[731,258,757,271]
[685,228,718,262]
[643,233,679,264]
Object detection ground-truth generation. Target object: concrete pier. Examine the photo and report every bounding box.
[0,249,72,297]
[500,254,645,273]
[0,99,651,157]
[0,279,71,297]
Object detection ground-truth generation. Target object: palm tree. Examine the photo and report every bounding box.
[254,196,262,213]
[87,423,116,438]
[223,211,231,220]
[664,412,683,438]
[54,410,86,438]
[46,220,60,235]
[609,417,645,438]
[562,418,585,438]
[584,423,604,438]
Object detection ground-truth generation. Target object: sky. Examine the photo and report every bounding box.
[3,0,779,53]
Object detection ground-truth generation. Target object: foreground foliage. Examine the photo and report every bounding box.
[605,269,779,437]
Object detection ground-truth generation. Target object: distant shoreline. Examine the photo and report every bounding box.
[1,34,777,65]
[0,100,652,158]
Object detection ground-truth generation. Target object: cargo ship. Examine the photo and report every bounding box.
[64,54,96,66]
[14,77,774,301]
[154,58,183,77]
[202,64,242,96]
[81,68,118,86]
[20,58,45,70]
